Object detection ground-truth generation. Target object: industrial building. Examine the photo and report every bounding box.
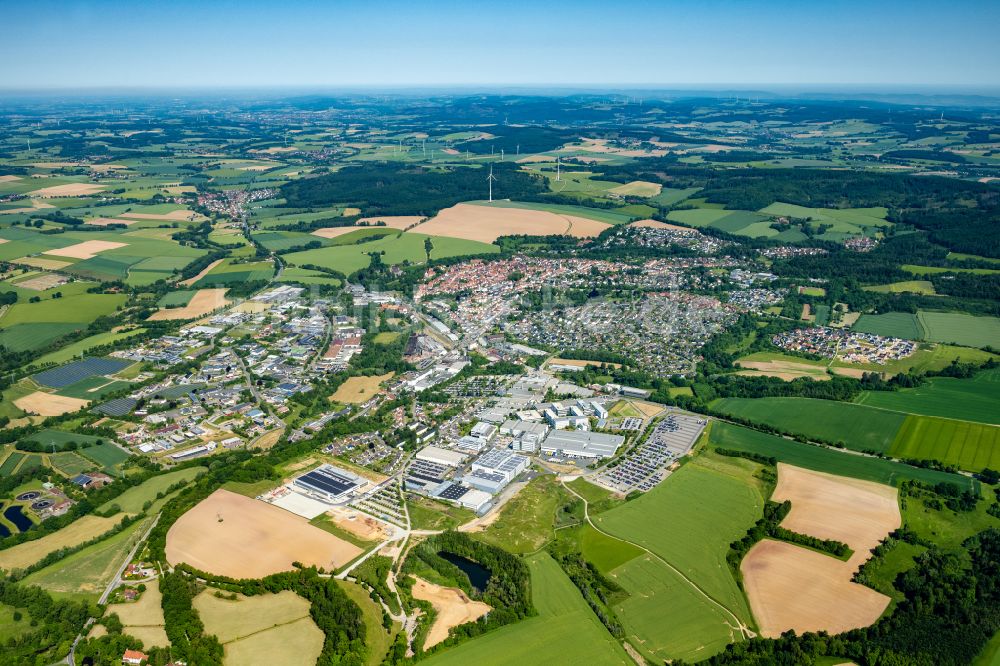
[541,429,625,460]
[415,445,467,467]
[472,448,530,483]
[293,464,363,503]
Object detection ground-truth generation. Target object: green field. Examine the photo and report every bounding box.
[421,552,631,666]
[918,311,1000,349]
[0,604,34,644]
[864,280,936,295]
[478,475,572,554]
[709,421,976,492]
[194,259,275,287]
[591,453,763,661]
[337,580,396,666]
[77,442,131,474]
[157,290,196,307]
[285,231,498,276]
[903,264,1000,276]
[852,312,924,339]
[854,368,1000,425]
[759,202,888,234]
[98,467,204,515]
[29,328,146,369]
[888,414,1000,472]
[48,451,97,477]
[711,397,907,453]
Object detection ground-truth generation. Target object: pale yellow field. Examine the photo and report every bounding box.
[107,579,168,648]
[742,539,890,637]
[147,288,230,321]
[225,617,323,666]
[178,258,224,286]
[12,256,71,270]
[741,464,899,637]
[166,489,362,578]
[413,203,610,243]
[0,515,118,572]
[14,391,89,416]
[609,180,662,197]
[330,372,395,404]
[119,209,199,221]
[0,175,20,183]
[311,226,367,239]
[410,576,491,649]
[548,357,622,369]
[629,219,693,231]
[46,240,127,259]
[357,215,426,229]
[29,183,106,197]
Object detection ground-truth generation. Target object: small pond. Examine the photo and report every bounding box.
[4,505,32,533]
[439,551,491,592]
[0,504,9,538]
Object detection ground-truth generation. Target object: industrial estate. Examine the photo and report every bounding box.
[1,65,1000,666]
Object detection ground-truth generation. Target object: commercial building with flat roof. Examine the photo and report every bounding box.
[541,430,624,459]
[415,445,468,468]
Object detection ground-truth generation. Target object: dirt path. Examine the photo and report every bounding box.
[561,479,755,642]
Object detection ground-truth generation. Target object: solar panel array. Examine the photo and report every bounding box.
[297,467,359,497]
[33,357,131,388]
[437,483,470,500]
[95,397,138,417]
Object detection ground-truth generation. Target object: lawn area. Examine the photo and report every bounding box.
[0,603,34,643]
[566,477,623,515]
[854,368,1000,425]
[711,397,907,453]
[888,414,1000,472]
[478,475,573,554]
[863,280,936,295]
[98,467,205,515]
[708,421,976,492]
[422,551,631,666]
[285,231,497,275]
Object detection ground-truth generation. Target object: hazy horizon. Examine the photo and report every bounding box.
[3,0,998,89]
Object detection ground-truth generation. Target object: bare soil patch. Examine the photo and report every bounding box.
[330,372,395,404]
[735,360,831,382]
[357,215,426,230]
[14,273,66,291]
[178,259,224,286]
[326,505,392,541]
[742,539,890,637]
[166,489,362,578]
[46,240,127,259]
[14,391,89,416]
[548,357,621,369]
[148,288,230,321]
[29,183,106,197]
[410,576,491,648]
[414,203,610,243]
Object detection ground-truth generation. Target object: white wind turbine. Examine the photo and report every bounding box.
[487,165,497,202]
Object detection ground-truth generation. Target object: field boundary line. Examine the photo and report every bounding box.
[561,480,755,643]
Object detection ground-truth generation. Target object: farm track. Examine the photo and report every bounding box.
[561,479,756,644]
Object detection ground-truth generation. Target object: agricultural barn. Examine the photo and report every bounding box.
[293,464,362,503]
[542,430,625,459]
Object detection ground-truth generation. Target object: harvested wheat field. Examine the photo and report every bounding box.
[330,372,394,404]
[178,259,223,286]
[741,464,900,637]
[736,359,832,382]
[14,391,89,416]
[609,180,662,197]
[773,463,900,569]
[410,576,491,649]
[148,288,230,321]
[13,256,72,270]
[414,203,610,243]
[86,217,135,227]
[357,215,425,229]
[629,219,694,232]
[0,175,20,183]
[166,489,362,578]
[0,515,118,572]
[29,183,106,197]
[15,273,66,290]
[46,240,127,259]
[742,539,891,637]
[311,226,367,239]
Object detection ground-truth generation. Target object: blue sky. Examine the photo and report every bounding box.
[2,0,998,89]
